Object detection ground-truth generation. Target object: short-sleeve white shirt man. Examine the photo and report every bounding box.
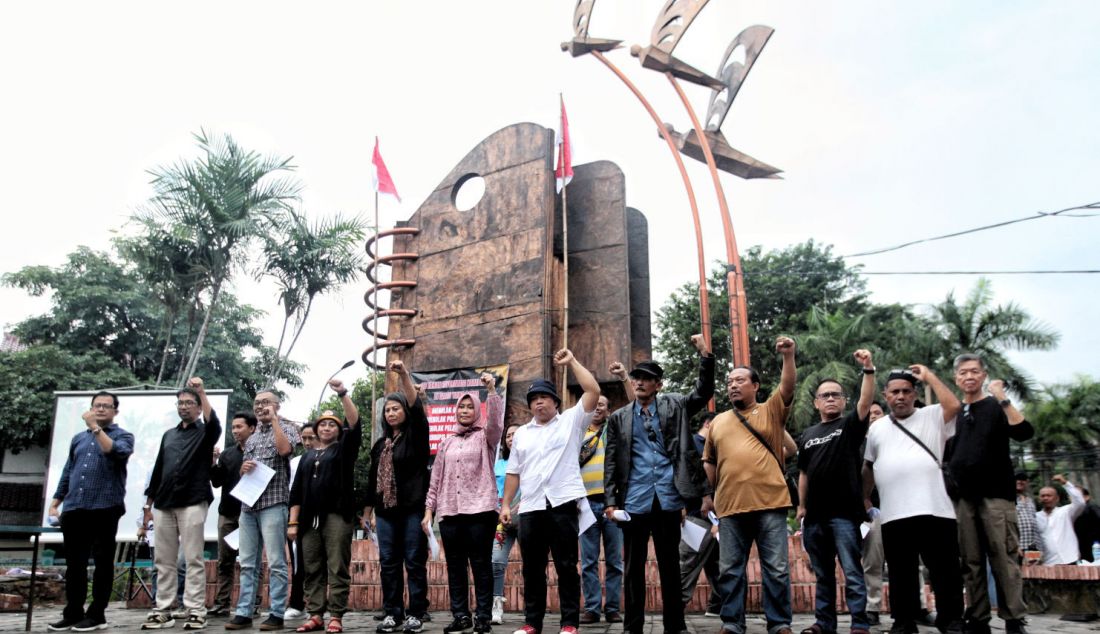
[865,403,957,524]
[506,402,594,514]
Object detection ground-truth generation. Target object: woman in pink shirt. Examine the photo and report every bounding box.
[423,373,505,634]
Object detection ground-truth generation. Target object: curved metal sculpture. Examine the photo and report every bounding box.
[361,226,420,369]
[561,0,714,352]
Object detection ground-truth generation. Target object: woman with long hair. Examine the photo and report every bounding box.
[363,361,430,634]
[423,373,505,634]
[288,379,361,633]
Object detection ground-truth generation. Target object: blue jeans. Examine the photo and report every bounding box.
[717,510,791,634]
[580,499,623,616]
[803,518,869,631]
[376,511,429,618]
[492,521,518,596]
[236,504,289,618]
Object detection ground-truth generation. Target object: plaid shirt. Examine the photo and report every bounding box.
[242,418,301,511]
[1017,493,1043,552]
[53,424,135,512]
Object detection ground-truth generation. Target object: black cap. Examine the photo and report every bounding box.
[629,360,664,380]
[885,368,918,385]
[526,379,561,407]
[1015,471,1029,481]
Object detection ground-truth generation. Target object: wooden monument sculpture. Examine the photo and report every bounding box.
[363,122,651,421]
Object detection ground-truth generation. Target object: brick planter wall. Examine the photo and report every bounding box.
[123,536,1100,614]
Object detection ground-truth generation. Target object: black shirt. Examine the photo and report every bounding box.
[145,411,222,510]
[210,442,244,519]
[947,397,1034,502]
[289,422,363,527]
[797,409,869,522]
[365,394,431,517]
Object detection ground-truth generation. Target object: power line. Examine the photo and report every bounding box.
[843,201,1100,258]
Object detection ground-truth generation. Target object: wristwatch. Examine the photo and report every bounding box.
[999,398,1012,408]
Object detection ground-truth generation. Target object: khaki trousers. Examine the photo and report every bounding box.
[153,502,209,616]
[956,497,1027,622]
[301,513,354,617]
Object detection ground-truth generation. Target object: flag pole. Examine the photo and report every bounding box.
[372,188,380,432]
[559,93,572,408]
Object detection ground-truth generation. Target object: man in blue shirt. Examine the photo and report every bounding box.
[47,391,135,632]
[604,334,714,634]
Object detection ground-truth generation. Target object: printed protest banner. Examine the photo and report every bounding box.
[411,364,509,454]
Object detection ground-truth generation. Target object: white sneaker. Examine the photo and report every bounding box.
[284,608,306,620]
[491,596,504,624]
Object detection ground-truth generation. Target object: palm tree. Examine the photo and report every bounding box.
[143,129,301,385]
[930,278,1060,400]
[260,209,366,384]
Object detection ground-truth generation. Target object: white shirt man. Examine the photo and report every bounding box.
[1036,477,1086,565]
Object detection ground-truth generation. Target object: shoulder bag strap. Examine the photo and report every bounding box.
[732,408,785,474]
[888,414,942,467]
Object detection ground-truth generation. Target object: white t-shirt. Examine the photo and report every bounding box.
[865,404,957,524]
[1036,482,1087,564]
[289,455,302,485]
[506,401,594,514]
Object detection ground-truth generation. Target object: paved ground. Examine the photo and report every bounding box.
[2,608,1098,633]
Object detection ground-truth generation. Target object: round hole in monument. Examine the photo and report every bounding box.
[452,173,485,211]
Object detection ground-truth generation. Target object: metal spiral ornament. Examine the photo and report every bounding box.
[362,226,420,369]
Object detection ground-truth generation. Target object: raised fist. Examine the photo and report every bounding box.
[480,373,496,390]
[328,378,345,393]
[989,379,1007,399]
[389,360,407,374]
[608,362,628,381]
[908,364,933,381]
[775,336,796,355]
[187,377,205,391]
[553,349,575,366]
[853,349,873,368]
[690,333,710,354]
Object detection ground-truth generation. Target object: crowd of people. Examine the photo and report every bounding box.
[45,338,1096,634]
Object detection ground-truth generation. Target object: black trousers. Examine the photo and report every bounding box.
[518,501,581,631]
[288,535,305,611]
[882,515,964,629]
[622,500,684,634]
[60,507,123,621]
[439,511,497,622]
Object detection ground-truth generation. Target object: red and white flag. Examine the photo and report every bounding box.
[555,96,573,193]
[371,137,401,202]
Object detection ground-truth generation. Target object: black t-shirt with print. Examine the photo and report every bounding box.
[797,408,870,523]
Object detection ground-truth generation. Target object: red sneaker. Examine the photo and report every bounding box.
[560,627,578,634]
[512,626,538,634]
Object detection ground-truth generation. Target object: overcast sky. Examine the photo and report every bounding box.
[2,1,1097,420]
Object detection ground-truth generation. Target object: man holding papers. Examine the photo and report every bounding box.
[604,334,714,634]
[141,378,222,631]
[227,390,301,631]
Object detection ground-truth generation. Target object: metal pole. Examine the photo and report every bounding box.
[666,73,751,367]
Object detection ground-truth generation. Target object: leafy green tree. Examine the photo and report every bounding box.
[656,240,869,412]
[0,345,137,453]
[1026,376,1100,480]
[144,130,301,384]
[2,245,304,433]
[929,277,1059,400]
[261,210,366,385]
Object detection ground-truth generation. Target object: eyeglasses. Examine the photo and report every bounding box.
[815,391,846,401]
[888,368,916,378]
[253,398,277,407]
[176,400,198,407]
[91,403,115,410]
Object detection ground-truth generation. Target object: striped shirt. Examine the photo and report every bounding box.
[580,424,607,497]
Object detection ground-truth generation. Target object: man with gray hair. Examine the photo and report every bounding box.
[950,353,1034,634]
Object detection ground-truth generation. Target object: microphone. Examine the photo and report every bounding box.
[316,360,356,414]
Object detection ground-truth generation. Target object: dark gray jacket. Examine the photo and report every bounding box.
[604,354,715,507]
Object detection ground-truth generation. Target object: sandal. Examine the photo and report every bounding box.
[296,615,324,632]
[326,617,344,633]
